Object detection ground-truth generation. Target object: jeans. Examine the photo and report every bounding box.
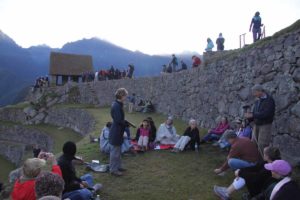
[228,158,256,170]
[252,27,261,42]
[203,133,220,142]
[174,136,191,151]
[110,145,122,173]
[63,188,93,200]
[80,174,94,188]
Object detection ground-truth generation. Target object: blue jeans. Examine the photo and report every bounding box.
[80,173,94,187]
[63,188,92,200]
[228,158,256,170]
[203,133,220,142]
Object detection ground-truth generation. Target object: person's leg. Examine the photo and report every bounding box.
[257,124,272,157]
[252,28,258,42]
[210,134,221,141]
[138,136,143,147]
[228,158,256,170]
[143,136,149,149]
[179,136,191,151]
[80,173,93,187]
[174,137,183,149]
[110,145,122,173]
[202,133,212,142]
[77,188,93,199]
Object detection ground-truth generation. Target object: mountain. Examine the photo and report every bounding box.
[0,31,199,107]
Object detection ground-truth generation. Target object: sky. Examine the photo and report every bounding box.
[0,0,300,55]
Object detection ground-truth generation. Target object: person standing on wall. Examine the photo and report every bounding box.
[109,88,128,176]
[245,84,275,157]
[171,54,178,72]
[249,11,263,42]
[216,33,225,51]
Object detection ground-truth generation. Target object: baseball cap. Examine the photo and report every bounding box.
[264,160,292,176]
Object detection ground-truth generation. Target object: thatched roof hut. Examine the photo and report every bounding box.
[49,52,93,76]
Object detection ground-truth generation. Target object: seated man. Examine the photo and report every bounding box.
[214,131,260,175]
[57,141,102,199]
[201,116,230,143]
[156,116,179,145]
[100,122,133,154]
[173,119,200,152]
[216,118,252,149]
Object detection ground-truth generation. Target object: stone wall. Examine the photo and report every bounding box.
[60,26,300,165]
[0,125,54,165]
[44,107,95,136]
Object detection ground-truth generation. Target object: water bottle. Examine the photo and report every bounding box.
[95,194,101,200]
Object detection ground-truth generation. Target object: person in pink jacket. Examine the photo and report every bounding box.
[201,117,230,143]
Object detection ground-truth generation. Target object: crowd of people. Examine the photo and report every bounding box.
[32,76,50,92]
[6,85,300,200]
[162,54,202,74]
[82,64,135,82]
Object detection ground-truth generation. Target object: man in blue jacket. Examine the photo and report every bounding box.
[109,88,128,176]
[245,84,275,157]
[250,11,263,42]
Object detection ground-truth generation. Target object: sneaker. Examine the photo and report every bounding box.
[213,185,229,200]
[241,192,251,200]
[92,183,103,192]
[217,171,226,176]
[212,142,219,146]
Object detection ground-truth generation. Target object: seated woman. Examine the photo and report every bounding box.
[173,119,200,152]
[201,116,230,143]
[11,153,62,200]
[58,141,102,200]
[136,119,151,151]
[155,116,179,145]
[217,118,252,149]
[214,146,281,199]
[100,122,133,154]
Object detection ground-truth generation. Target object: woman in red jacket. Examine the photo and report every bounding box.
[201,116,230,143]
[11,153,62,200]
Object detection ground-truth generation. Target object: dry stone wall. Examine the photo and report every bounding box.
[75,27,300,165]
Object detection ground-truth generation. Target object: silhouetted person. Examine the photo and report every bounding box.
[216,33,225,51]
[171,54,178,72]
[250,11,263,42]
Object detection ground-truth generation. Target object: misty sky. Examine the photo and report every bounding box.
[0,0,300,55]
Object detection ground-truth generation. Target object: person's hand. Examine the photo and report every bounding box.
[214,168,222,174]
[47,153,57,166]
[81,181,89,188]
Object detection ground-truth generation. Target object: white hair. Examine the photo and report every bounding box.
[189,119,197,125]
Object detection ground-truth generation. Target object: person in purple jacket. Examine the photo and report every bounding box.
[201,116,230,143]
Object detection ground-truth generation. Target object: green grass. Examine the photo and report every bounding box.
[73,107,244,200]
[0,156,16,183]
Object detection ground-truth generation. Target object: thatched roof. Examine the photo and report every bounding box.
[49,52,93,76]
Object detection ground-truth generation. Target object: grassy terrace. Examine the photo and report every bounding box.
[72,106,242,200]
[2,104,299,199]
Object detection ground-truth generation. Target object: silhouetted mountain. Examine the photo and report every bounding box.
[0,31,200,106]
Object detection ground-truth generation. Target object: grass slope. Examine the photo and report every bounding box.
[72,106,243,200]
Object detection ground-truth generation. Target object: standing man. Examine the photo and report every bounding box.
[128,93,136,113]
[109,88,128,176]
[171,54,178,72]
[216,33,225,51]
[245,84,275,156]
[249,11,263,42]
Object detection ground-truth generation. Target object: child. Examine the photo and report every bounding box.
[137,119,151,151]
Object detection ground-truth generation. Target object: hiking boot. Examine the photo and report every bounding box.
[118,168,127,172]
[110,171,123,177]
[92,183,103,192]
[213,185,229,200]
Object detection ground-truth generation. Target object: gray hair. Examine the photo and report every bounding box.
[189,119,197,125]
[251,84,264,92]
